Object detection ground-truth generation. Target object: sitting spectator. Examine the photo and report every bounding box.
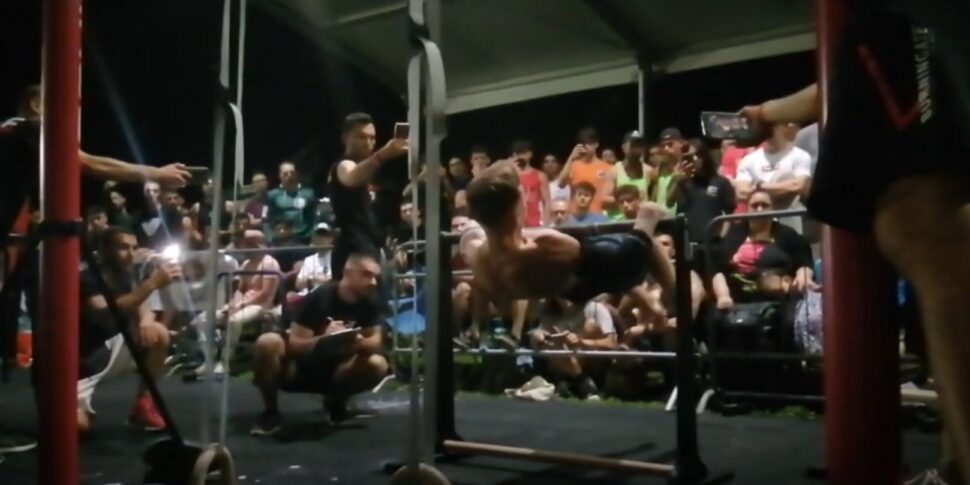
[711,189,815,310]
[601,148,617,165]
[448,156,472,191]
[85,205,109,249]
[243,171,270,227]
[542,153,570,202]
[270,220,310,273]
[295,223,334,293]
[735,122,813,233]
[469,145,491,179]
[509,139,550,227]
[558,127,613,215]
[206,230,281,374]
[266,161,317,243]
[133,181,165,247]
[566,182,609,225]
[105,188,134,231]
[77,226,177,432]
[549,199,570,227]
[250,252,389,434]
[614,185,642,220]
[530,297,618,400]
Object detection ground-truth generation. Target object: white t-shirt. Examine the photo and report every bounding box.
[539,300,615,335]
[296,251,332,292]
[736,145,813,233]
[549,181,570,202]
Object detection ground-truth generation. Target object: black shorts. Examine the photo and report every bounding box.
[807,9,970,233]
[279,351,345,394]
[561,232,652,304]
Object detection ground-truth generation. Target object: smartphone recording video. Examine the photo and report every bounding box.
[700,111,752,140]
[394,122,410,139]
[185,166,210,185]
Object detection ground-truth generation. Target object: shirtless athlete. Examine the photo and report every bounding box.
[460,160,674,325]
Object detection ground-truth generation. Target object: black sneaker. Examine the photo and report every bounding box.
[572,376,601,400]
[555,380,573,399]
[0,431,37,453]
[250,411,282,437]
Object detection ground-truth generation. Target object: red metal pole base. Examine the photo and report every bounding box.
[821,229,900,484]
[38,0,82,484]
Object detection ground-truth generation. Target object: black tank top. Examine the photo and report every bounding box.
[329,160,382,247]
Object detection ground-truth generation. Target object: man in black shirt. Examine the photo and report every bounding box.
[739,1,970,479]
[250,252,388,435]
[329,112,408,280]
[77,226,180,433]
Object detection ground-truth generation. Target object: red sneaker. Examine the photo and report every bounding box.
[129,393,166,431]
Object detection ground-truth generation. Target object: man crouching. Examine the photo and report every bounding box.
[250,251,389,436]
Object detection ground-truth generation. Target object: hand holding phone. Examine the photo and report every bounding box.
[184,166,211,185]
[700,111,753,141]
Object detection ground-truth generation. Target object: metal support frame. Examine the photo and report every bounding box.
[37,1,82,483]
[431,217,731,484]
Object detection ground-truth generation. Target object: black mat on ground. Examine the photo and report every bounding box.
[0,372,940,484]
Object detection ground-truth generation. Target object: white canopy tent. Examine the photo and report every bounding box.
[255,0,815,115]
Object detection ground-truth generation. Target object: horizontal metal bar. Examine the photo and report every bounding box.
[392,347,678,359]
[441,220,641,243]
[393,269,473,280]
[190,244,330,256]
[443,440,674,475]
[720,390,824,402]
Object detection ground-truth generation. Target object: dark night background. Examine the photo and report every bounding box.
[0,0,814,212]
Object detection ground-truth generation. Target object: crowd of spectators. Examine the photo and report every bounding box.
[7,113,824,438]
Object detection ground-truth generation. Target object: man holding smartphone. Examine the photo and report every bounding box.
[329,112,408,280]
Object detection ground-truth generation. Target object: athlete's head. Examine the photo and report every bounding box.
[342,112,376,160]
[465,161,522,234]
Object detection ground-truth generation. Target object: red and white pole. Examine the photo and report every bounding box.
[38,0,82,483]
[816,1,902,483]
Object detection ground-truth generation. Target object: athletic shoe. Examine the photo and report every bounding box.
[129,393,167,431]
[572,376,600,400]
[0,431,37,454]
[554,380,573,399]
[250,411,282,437]
[494,334,520,352]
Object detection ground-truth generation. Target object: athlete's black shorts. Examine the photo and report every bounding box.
[279,347,345,394]
[807,8,970,233]
[561,232,652,304]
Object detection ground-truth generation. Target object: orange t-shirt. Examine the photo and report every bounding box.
[568,158,612,213]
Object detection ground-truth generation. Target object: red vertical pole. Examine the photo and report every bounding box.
[816,1,902,484]
[38,0,82,484]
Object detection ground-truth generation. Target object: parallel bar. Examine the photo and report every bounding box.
[443,440,674,475]
[672,216,707,482]
[38,0,82,483]
[441,221,637,243]
[722,391,825,403]
[392,348,678,359]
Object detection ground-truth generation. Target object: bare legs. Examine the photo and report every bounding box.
[874,174,970,481]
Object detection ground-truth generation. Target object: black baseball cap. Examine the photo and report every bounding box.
[659,127,683,141]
